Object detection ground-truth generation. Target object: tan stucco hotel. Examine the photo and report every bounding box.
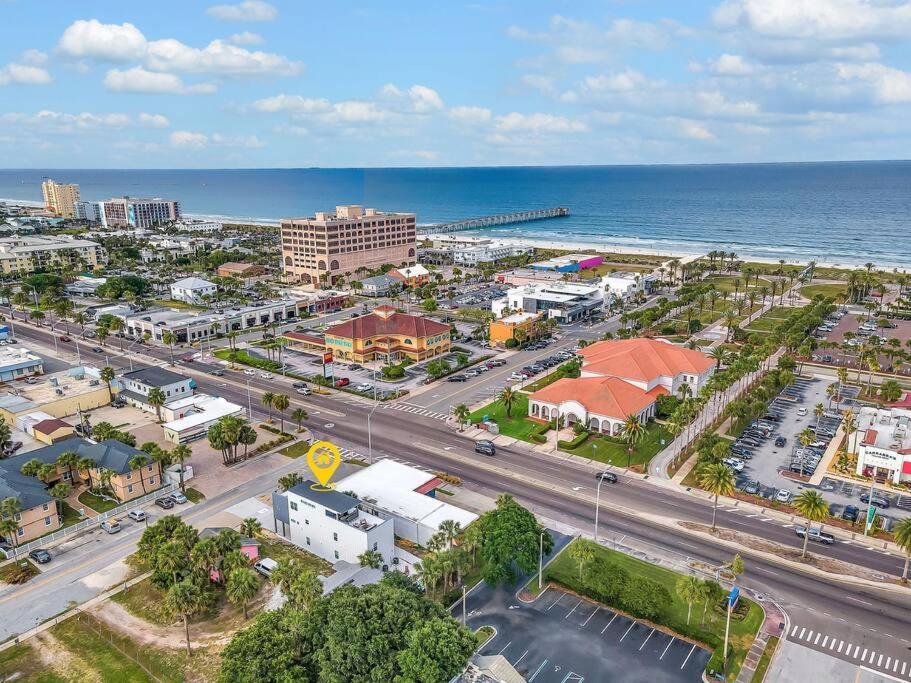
[281,205,416,286]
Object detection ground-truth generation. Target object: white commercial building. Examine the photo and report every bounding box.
[601,272,655,304]
[492,281,603,324]
[854,406,911,485]
[272,482,395,567]
[162,395,245,443]
[169,277,217,304]
[174,219,222,233]
[336,460,478,546]
[423,236,533,267]
[0,347,43,382]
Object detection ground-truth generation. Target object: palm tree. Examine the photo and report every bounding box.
[96,325,109,347]
[226,566,259,619]
[358,549,384,569]
[76,457,96,490]
[793,490,829,559]
[698,463,735,531]
[0,497,22,548]
[676,575,702,625]
[128,455,149,494]
[291,407,308,432]
[162,330,177,364]
[894,518,911,583]
[55,450,79,484]
[100,366,116,403]
[165,580,204,655]
[499,386,517,418]
[453,403,471,432]
[621,414,646,468]
[73,312,88,338]
[709,346,727,370]
[261,392,275,422]
[416,556,441,596]
[272,394,290,433]
[240,517,261,538]
[438,519,462,549]
[171,444,191,491]
[147,387,166,422]
[568,539,595,580]
[277,472,304,492]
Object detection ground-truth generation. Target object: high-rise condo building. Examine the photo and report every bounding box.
[41,179,80,218]
[96,196,181,228]
[280,205,416,285]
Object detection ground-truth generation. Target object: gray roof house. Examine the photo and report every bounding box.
[359,273,402,297]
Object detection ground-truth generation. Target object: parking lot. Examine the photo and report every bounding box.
[812,311,911,377]
[475,586,710,682]
[441,284,509,310]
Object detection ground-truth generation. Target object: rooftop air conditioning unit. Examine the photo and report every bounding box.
[89,379,99,386]
[55,388,64,396]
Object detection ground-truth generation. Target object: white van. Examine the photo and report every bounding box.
[254,557,278,578]
[100,519,122,534]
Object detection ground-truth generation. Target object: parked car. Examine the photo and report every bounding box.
[170,491,188,504]
[28,548,51,564]
[254,557,278,578]
[774,436,787,447]
[508,372,527,381]
[100,519,122,534]
[797,407,808,416]
[595,471,618,483]
[775,489,793,503]
[743,481,761,495]
[155,496,175,509]
[795,526,835,545]
[128,509,147,522]
[842,505,859,522]
[474,440,496,456]
[723,458,745,472]
[334,377,350,387]
[859,493,890,508]
[447,375,468,382]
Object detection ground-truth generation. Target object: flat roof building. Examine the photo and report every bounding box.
[0,235,106,275]
[281,205,416,286]
[41,179,80,218]
[96,196,181,229]
[169,276,217,305]
[0,366,114,424]
[530,253,603,272]
[854,407,911,485]
[492,281,603,324]
[0,347,44,382]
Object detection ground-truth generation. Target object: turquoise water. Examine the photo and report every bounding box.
[1,161,908,267]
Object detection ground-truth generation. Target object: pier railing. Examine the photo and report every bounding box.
[418,207,569,235]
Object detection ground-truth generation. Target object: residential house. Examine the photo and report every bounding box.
[389,264,430,288]
[359,273,402,297]
[117,367,196,415]
[198,527,260,581]
[169,277,217,305]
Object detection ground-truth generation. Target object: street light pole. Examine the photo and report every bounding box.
[538,530,544,591]
[594,475,605,544]
[246,379,253,417]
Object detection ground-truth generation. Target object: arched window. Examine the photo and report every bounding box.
[318,260,326,270]
[330,260,340,271]
[408,248,415,257]
[404,338,413,345]
[284,256,292,266]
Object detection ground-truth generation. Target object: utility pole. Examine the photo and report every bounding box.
[538,530,544,591]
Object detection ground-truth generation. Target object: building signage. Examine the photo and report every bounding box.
[863,447,901,470]
[323,351,333,364]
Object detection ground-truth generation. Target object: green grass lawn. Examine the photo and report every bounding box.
[278,440,310,458]
[801,283,847,300]
[546,540,763,682]
[565,422,671,468]
[77,490,119,513]
[257,536,333,575]
[0,642,66,682]
[523,362,577,392]
[213,348,282,372]
[469,394,539,441]
[743,317,784,333]
[60,502,83,527]
[751,635,779,683]
[704,275,772,292]
[183,487,205,503]
[111,578,173,625]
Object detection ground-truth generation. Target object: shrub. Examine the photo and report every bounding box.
[558,432,588,450]
[433,471,461,486]
[660,324,677,335]
[504,338,518,349]
[621,576,672,621]
[382,365,406,379]
[655,394,681,419]
[688,319,704,333]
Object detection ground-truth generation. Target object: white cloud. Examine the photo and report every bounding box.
[57,19,300,78]
[170,130,208,148]
[0,62,51,86]
[408,85,444,113]
[447,106,492,124]
[707,54,757,76]
[695,91,760,117]
[58,19,148,62]
[206,1,277,22]
[20,50,48,66]
[104,67,216,94]
[228,31,264,45]
[679,120,716,140]
[252,94,332,113]
[580,68,652,94]
[494,112,587,134]
[138,113,170,128]
[0,110,149,133]
[520,74,558,97]
[211,132,266,147]
[836,62,911,103]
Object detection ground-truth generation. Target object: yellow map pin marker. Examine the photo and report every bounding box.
[306,440,341,490]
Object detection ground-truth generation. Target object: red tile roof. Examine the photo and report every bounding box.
[578,338,713,382]
[530,376,657,421]
[325,309,449,340]
[32,418,73,434]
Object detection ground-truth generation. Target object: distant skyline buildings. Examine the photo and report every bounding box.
[41,179,79,217]
[1,2,911,167]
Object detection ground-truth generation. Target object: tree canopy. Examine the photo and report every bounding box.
[478,494,552,585]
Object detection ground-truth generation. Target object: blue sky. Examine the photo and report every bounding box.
[2,0,911,167]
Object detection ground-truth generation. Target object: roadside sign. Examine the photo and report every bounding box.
[865,505,877,534]
[728,587,740,609]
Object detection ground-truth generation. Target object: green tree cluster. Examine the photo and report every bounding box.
[479,493,552,585]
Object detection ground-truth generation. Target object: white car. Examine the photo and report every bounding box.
[243,368,256,376]
[796,407,808,416]
[508,372,526,381]
[723,458,745,472]
[259,372,274,379]
[775,489,793,503]
[355,383,373,392]
[296,387,311,395]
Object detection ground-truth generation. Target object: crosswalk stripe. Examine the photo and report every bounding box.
[791,625,798,636]
[837,641,843,653]
[828,639,836,650]
[814,633,821,645]
[798,627,806,639]
[860,647,867,660]
[821,636,828,647]
[885,656,891,669]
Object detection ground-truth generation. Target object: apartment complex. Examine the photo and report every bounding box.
[0,236,106,275]
[281,205,416,285]
[85,196,181,228]
[41,179,80,218]
[528,338,714,434]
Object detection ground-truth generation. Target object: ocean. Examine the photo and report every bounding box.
[1,161,909,268]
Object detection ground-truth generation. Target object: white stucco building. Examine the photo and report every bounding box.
[169,277,217,304]
[854,406,911,485]
[491,282,603,324]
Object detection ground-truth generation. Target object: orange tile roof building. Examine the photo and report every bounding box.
[323,305,451,363]
[528,338,714,435]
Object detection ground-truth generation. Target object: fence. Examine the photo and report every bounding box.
[4,483,176,560]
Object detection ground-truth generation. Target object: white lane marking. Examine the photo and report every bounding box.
[639,629,655,651]
[681,644,697,670]
[529,659,548,682]
[565,599,583,620]
[497,641,512,656]
[602,613,618,634]
[581,607,599,627]
[846,596,873,606]
[620,622,635,642]
[660,638,674,660]
[513,650,529,667]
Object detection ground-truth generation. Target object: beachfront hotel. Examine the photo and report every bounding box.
[280,205,416,286]
[80,196,181,229]
[41,179,80,218]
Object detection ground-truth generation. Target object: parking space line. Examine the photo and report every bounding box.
[681,644,697,670]
[513,650,529,667]
[639,629,655,651]
[581,606,599,627]
[619,622,635,642]
[497,641,512,656]
[660,638,674,660]
[548,593,566,610]
[565,599,583,620]
[602,613,618,634]
[528,659,548,682]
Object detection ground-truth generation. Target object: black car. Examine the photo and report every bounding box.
[595,471,618,483]
[774,436,787,447]
[842,505,859,522]
[474,440,496,456]
[292,381,307,388]
[91,347,103,353]
[28,548,51,564]
[209,369,224,376]
[860,493,890,508]
[447,375,468,382]
[155,496,175,509]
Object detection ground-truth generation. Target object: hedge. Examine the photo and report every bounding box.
[529,422,550,444]
[557,431,589,450]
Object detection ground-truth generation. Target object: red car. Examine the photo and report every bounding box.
[59,336,71,342]
[334,377,350,387]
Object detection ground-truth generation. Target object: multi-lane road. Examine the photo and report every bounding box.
[4,310,911,678]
